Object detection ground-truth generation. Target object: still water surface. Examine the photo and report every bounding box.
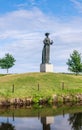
[0,106,82,130]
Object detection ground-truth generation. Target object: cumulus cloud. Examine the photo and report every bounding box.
[0,8,82,73]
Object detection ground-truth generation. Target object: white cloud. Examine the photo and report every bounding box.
[59,31,82,43]
[70,0,82,12]
[15,0,48,11]
[0,8,82,73]
[16,3,28,9]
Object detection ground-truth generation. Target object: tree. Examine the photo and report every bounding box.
[0,122,15,130]
[0,53,16,73]
[66,50,82,75]
[68,113,82,130]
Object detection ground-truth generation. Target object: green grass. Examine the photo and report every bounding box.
[0,72,82,100]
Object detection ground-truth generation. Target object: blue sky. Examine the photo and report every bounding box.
[0,0,82,73]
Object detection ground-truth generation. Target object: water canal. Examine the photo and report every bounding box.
[0,104,82,130]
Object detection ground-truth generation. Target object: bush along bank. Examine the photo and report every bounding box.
[0,93,82,107]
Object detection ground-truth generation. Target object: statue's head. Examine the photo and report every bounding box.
[45,32,50,37]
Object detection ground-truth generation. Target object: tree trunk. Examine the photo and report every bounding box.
[76,72,78,76]
[7,68,8,74]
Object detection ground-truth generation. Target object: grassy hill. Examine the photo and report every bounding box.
[0,72,82,101]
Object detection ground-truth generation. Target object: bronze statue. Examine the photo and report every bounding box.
[42,33,53,64]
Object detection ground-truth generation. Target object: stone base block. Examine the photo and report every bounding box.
[40,64,53,72]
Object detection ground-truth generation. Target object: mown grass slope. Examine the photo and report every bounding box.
[0,72,82,100]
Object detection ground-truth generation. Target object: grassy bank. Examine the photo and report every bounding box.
[0,72,82,102]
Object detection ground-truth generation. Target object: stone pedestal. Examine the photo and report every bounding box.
[41,117,54,124]
[40,64,53,72]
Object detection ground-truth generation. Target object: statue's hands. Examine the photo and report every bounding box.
[50,40,53,45]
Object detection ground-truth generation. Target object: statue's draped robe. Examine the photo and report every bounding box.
[42,37,50,64]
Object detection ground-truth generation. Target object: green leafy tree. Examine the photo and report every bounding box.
[0,53,16,73]
[67,50,82,75]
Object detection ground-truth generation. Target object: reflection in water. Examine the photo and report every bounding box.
[41,117,54,130]
[0,110,82,130]
[68,113,82,130]
[0,122,15,130]
[0,114,15,130]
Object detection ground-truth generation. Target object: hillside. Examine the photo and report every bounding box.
[0,72,82,100]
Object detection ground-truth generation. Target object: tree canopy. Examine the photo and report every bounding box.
[0,53,16,73]
[67,50,82,75]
